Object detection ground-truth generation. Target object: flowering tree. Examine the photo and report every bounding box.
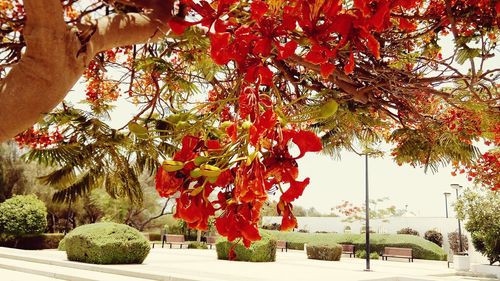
[1,0,499,246]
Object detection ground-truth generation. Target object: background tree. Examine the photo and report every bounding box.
[455,187,500,265]
[0,142,28,202]
[1,0,499,245]
[334,197,407,223]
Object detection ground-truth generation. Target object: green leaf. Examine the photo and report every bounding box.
[456,46,481,65]
[128,122,148,138]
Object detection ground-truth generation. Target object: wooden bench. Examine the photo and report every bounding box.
[206,236,218,249]
[277,240,288,252]
[341,244,355,257]
[162,234,190,249]
[381,247,413,262]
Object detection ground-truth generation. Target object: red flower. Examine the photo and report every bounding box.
[168,18,193,35]
[305,44,334,65]
[234,160,267,203]
[264,156,299,183]
[250,1,268,21]
[226,123,238,143]
[320,63,335,78]
[174,135,201,162]
[174,188,215,230]
[249,109,277,146]
[239,86,257,119]
[155,167,183,198]
[344,50,355,74]
[281,130,323,159]
[277,41,298,60]
[216,202,262,247]
[280,178,310,203]
[278,201,297,231]
[210,32,231,65]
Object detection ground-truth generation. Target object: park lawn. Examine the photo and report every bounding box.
[262,230,447,261]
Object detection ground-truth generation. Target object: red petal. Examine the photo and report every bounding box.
[281,178,310,203]
[344,51,355,75]
[278,41,298,60]
[399,18,417,32]
[251,1,269,21]
[249,125,259,146]
[210,32,231,65]
[258,66,273,86]
[214,19,229,33]
[283,130,323,158]
[305,45,332,65]
[206,139,221,150]
[226,123,237,143]
[320,63,335,78]
[168,19,192,35]
[241,223,261,243]
[280,204,297,231]
[370,1,390,31]
[155,167,183,197]
[332,14,354,45]
[354,0,370,15]
[365,33,381,59]
[253,38,272,56]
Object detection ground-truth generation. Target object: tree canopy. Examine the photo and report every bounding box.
[0,0,499,246]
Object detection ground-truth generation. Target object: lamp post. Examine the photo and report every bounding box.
[364,153,371,271]
[450,184,464,253]
[443,192,451,218]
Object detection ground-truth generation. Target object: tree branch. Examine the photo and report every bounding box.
[0,0,175,142]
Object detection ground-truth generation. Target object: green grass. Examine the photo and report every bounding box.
[261,230,447,260]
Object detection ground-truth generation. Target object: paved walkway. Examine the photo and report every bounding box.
[0,247,497,281]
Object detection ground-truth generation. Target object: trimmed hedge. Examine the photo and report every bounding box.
[148,232,162,241]
[0,195,47,236]
[306,241,342,261]
[188,241,209,249]
[355,249,380,259]
[287,241,305,250]
[262,230,447,261]
[17,233,64,249]
[64,222,150,264]
[216,233,277,262]
[1,233,64,249]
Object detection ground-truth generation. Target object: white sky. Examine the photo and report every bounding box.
[294,150,471,217]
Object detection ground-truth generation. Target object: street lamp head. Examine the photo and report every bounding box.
[444,192,451,197]
[450,184,462,190]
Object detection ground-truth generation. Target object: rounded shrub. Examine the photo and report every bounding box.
[424,230,443,247]
[64,222,150,264]
[0,195,47,236]
[397,227,419,236]
[447,231,469,254]
[216,233,277,262]
[306,241,342,261]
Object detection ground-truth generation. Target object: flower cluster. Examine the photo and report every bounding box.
[156,118,322,246]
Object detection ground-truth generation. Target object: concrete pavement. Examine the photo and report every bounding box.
[0,247,497,281]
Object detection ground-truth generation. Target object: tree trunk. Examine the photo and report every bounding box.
[196,230,202,243]
[0,0,174,142]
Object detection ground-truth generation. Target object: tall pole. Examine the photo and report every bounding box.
[444,192,450,218]
[365,153,371,271]
[456,188,464,253]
